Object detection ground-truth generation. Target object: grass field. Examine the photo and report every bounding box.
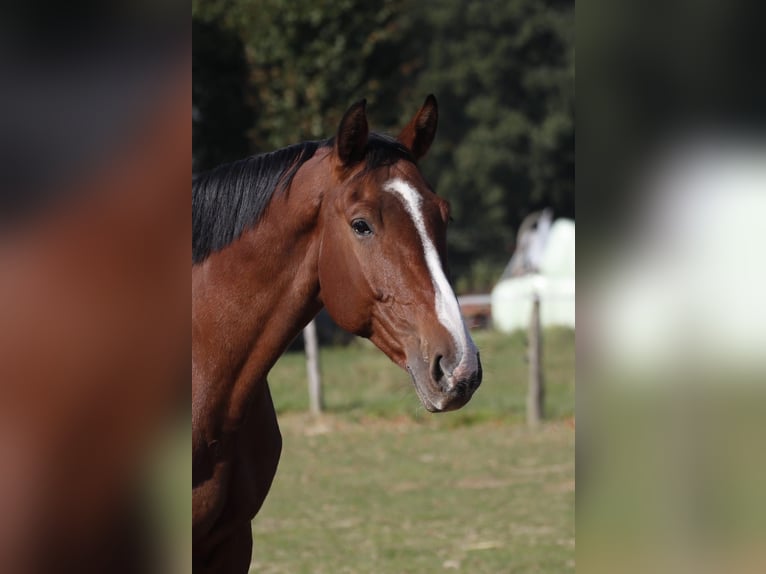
[250,328,575,573]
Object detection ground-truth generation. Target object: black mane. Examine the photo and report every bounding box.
[192,133,414,264]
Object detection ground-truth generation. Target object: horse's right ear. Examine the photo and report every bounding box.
[335,99,369,166]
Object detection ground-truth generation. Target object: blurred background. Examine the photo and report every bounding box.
[579,0,766,572]
[0,3,189,573]
[193,0,574,572]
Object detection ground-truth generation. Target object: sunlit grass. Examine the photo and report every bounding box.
[252,416,574,573]
[252,328,576,573]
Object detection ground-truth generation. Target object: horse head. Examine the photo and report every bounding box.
[317,96,482,412]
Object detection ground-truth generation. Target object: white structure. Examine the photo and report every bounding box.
[491,214,575,333]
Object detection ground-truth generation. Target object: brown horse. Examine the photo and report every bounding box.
[192,96,482,573]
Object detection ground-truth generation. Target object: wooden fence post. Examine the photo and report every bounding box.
[527,293,544,427]
[304,319,323,415]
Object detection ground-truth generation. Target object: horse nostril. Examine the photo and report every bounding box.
[431,354,445,383]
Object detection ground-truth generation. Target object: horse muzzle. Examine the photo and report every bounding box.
[406,351,482,412]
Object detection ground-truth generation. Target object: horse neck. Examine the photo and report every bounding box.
[192,161,326,428]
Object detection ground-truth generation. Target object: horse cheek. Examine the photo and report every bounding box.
[318,241,371,336]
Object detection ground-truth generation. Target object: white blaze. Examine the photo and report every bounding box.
[383,178,479,380]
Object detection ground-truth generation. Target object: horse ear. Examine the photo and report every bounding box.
[335,99,369,165]
[398,94,438,161]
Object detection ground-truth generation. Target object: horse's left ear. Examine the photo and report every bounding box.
[398,94,438,161]
[336,99,369,166]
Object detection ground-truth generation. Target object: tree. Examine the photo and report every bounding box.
[410,0,574,291]
[193,0,419,151]
[193,16,255,171]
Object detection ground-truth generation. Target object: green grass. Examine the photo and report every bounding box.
[252,416,574,574]
[251,328,575,573]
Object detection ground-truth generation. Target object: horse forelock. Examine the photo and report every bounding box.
[357,133,415,174]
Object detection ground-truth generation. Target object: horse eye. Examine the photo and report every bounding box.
[351,219,373,236]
